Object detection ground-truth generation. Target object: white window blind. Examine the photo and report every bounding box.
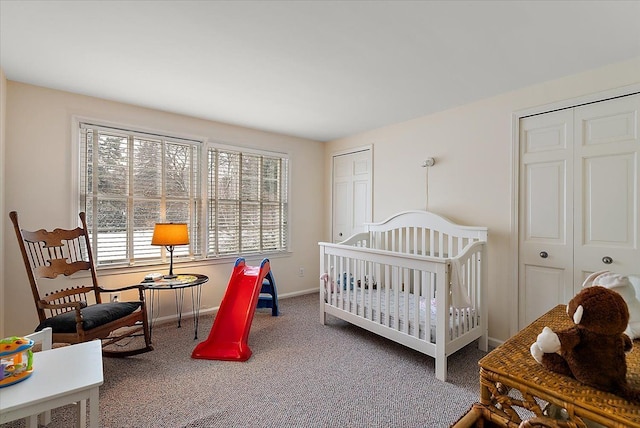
[79,122,289,268]
[207,148,289,257]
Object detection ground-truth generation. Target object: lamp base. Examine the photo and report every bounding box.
[163,274,178,279]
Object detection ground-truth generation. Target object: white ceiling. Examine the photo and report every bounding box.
[1,1,639,142]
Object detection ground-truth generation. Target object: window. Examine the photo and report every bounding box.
[79,122,289,268]
[207,149,289,256]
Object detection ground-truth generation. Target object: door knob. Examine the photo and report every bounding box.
[338,233,343,237]
[602,256,613,264]
[539,251,548,259]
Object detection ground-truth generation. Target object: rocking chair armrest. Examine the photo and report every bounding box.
[98,283,145,293]
[98,284,147,301]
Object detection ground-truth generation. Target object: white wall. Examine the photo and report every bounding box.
[0,69,6,337]
[3,81,324,336]
[4,58,639,343]
[324,57,640,344]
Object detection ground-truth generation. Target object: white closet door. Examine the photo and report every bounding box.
[519,109,574,328]
[518,93,640,330]
[573,94,640,289]
[332,149,372,243]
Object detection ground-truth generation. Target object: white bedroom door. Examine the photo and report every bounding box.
[518,93,640,329]
[332,148,372,243]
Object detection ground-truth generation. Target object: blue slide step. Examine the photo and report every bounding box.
[256,270,279,316]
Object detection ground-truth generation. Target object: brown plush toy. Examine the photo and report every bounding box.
[530,285,640,401]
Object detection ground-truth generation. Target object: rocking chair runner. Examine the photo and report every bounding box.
[10,211,154,357]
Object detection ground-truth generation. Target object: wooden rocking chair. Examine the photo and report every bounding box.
[10,211,153,357]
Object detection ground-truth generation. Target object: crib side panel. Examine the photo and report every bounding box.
[319,243,447,346]
[445,241,487,355]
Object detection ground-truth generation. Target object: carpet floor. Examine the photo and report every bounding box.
[1,293,486,427]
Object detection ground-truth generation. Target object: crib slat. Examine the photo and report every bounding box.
[367,261,373,320]
[462,263,468,335]
[402,268,409,334]
[375,262,381,323]
[391,230,396,253]
[429,229,434,256]
[428,272,434,343]
[339,257,345,311]
[420,272,426,340]
[329,255,340,305]
[393,267,399,331]
[346,259,352,314]
[383,265,391,327]
[413,269,420,339]
[404,227,409,254]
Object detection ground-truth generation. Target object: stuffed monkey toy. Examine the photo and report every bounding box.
[530,286,640,401]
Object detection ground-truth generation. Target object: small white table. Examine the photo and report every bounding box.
[0,339,104,428]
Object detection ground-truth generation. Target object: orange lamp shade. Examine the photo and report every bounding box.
[151,223,190,246]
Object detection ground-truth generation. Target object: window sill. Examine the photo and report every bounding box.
[93,252,293,278]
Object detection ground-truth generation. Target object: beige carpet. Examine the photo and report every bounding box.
[1,293,486,427]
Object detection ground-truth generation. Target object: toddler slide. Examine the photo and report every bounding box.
[191,258,270,361]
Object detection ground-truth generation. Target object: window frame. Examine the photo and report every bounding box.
[72,117,291,270]
[206,144,290,258]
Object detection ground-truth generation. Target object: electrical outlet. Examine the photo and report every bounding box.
[298,267,304,277]
[111,293,121,303]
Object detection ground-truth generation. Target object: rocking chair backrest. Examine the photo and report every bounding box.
[10,211,103,322]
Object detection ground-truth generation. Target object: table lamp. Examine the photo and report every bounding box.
[151,223,189,279]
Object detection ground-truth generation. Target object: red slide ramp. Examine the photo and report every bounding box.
[191,258,270,361]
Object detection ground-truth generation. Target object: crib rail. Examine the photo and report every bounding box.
[336,232,370,247]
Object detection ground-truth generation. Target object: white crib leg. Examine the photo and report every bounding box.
[479,295,489,352]
[435,354,447,382]
[320,293,326,325]
[478,331,488,352]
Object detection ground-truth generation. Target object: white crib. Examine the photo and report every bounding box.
[319,210,488,382]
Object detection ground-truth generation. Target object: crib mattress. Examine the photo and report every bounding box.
[326,289,477,342]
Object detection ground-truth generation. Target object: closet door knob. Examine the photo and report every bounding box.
[602,256,613,265]
[338,233,343,237]
[539,251,548,259]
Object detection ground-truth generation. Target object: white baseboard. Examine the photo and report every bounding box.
[487,337,504,350]
[149,288,319,326]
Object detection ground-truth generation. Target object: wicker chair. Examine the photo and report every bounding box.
[10,211,153,357]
